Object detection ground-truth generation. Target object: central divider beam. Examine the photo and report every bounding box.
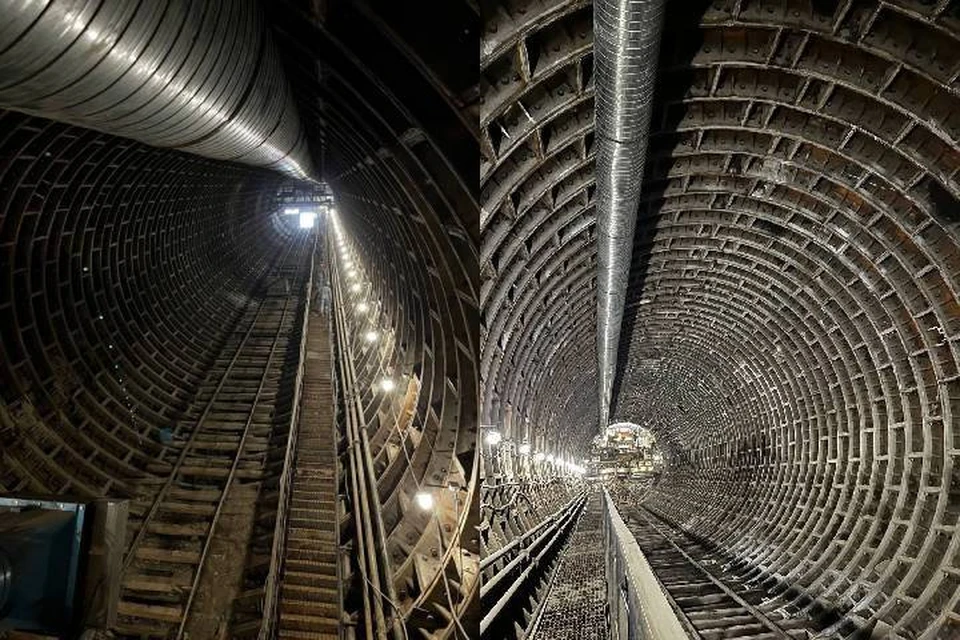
[602,487,689,640]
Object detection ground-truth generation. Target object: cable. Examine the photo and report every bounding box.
[356,560,409,640]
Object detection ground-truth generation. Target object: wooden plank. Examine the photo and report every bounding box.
[135,547,201,564]
[117,600,183,623]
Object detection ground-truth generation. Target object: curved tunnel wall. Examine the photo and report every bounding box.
[0,108,294,496]
[0,0,480,636]
[482,0,960,635]
[264,2,482,632]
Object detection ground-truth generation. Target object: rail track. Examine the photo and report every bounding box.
[480,489,585,639]
[620,503,821,640]
[115,240,311,638]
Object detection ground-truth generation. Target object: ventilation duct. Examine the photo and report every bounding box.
[594,0,665,429]
[0,0,313,179]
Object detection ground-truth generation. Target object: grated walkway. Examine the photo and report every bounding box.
[532,488,609,640]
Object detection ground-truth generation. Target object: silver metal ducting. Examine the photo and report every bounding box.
[0,0,314,180]
[594,0,665,430]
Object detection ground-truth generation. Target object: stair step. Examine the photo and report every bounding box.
[284,559,338,575]
[289,519,337,532]
[284,570,340,589]
[278,612,339,633]
[287,548,337,563]
[288,527,336,541]
[282,583,339,601]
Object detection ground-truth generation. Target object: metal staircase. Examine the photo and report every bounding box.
[277,303,343,639]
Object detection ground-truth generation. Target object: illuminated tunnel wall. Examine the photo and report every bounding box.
[481,0,960,635]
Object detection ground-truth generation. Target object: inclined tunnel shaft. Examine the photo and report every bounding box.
[0,0,478,637]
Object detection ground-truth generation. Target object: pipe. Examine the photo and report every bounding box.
[594,0,666,429]
[0,0,314,180]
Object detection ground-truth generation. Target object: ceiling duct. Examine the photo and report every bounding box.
[0,0,314,179]
[594,0,666,430]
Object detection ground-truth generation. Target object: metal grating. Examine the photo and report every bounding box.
[531,490,609,640]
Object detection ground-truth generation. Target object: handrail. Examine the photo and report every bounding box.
[259,233,318,640]
[326,231,346,640]
[601,487,689,640]
[480,491,586,635]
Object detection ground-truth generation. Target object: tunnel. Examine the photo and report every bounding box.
[480,1,960,639]
[4,0,960,638]
[0,1,477,638]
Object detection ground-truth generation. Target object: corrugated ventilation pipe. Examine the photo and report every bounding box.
[0,0,314,179]
[594,0,665,429]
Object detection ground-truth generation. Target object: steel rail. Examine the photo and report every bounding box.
[174,268,298,640]
[480,493,584,596]
[480,492,586,635]
[634,507,793,640]
[119,239,302,573]
[325,229,347,638]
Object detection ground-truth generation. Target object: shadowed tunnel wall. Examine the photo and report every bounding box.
[0,0,479,636]
[0,112,293,496]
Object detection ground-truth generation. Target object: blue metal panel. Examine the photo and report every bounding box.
[0,497,88,635]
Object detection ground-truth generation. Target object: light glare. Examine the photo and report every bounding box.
[299,212,317,229]
[415,491,434,510]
